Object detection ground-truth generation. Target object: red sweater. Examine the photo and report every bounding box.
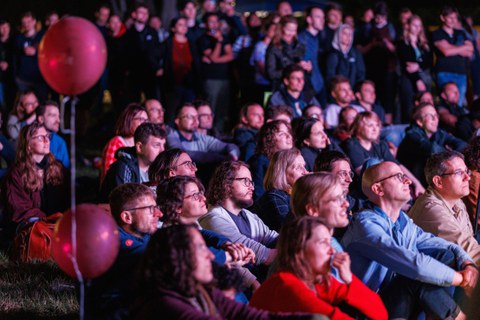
[250,272,387,320]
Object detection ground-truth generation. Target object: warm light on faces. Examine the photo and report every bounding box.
[171,152,197,177]
[331,160,353,192]
[358,118,381,142]
[181,182,207,221]
[305,121,328,149]
[286,155,308,187]
[437,157,471,199]
[30,127,51,156]
[282,22,297,44]
[318,184,349,229]
[304,224,334,276]
[274,123,293,151]
[417,105,439,135]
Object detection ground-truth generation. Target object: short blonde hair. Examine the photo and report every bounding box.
[264,148,301,192]
[351,111,381,142]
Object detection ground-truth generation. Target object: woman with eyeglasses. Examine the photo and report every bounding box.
[250,216,387,320]
[101,103,149,183]
[2,122,67,243]
[156,176,259,297]
[253,148,308,232]
[148,148,197,191]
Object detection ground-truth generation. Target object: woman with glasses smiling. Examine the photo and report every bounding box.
[148,148,197,191]
[2,122,67,247]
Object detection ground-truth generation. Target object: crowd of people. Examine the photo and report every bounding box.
[1,0,480,319]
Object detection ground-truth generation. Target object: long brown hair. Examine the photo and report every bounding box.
[14,122,63,192]
[272,15,297,47]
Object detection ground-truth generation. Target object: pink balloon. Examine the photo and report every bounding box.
[38,16,107,95]
[52,204,119,279]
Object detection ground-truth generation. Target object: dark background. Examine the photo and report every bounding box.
[1,0,480,29]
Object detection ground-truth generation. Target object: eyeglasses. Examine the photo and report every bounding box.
[32,133,52,142]
[184,191,205,201]
[441,169,472,178]
[309,113,322,119]
[324,193,348,205]
[180,114,198,120]
[337,170,354,180]
[125,205,161,215]
[374,172,410,184]
[133,117,149,123]
[227,1,236,6]
[421,113,438,121]
[198,113,214,118]
[234,177,254,187]
[173,160,197,170]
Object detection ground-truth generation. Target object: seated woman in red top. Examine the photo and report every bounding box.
[250,216,387,320]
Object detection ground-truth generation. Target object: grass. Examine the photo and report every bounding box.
[0,251,79,319]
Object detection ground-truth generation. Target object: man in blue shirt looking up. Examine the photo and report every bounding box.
[342,161,478,320]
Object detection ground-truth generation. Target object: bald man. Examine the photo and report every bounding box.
[342,161,477,319]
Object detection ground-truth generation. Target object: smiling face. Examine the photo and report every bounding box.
[282,22,297,44]
[243,104,264,130]
[273,123,293,152]
[331,160,353,193]
[316,184,349,229]
[304,224,334,276]
[416,105,439,135]
[286,154,308,187]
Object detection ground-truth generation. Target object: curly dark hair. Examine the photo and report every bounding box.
[254,119,292,159]
[148,148,184,184]
[464,136,480,171]
[207,161,249,207]
[156,176,205,224]
[134,224,199,297]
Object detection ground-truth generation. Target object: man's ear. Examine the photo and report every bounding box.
[371,183,384,197]
[283,77,289,87]
[415,118,423,128]
[37,115,44,124]
[355,91,361,101]
[135,141,142,154]
[432,175,443,189]
[174,117,180,128]
[305,203,319,217]
[120,210,134,225]
[241,115,248,125]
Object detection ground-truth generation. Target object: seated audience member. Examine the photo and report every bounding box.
[265,104,294,123]
[6,90,38,144]
[248,120,293,200]
[250,217,387,320]
[166,103,240,164]
[268,64,319,118]
[148,148,197,187]
[101,103,148,182]
[397,103,467,186]
[302,104,323,121]
[0,110,15,180]
[233,102,264,161]
[409,151,480,264]
[414,90,435,107]
[36,101,70,168]
[342,161,478,319]
[290,172,350,250]
[253,148,308,232]
[463,137,480,229]
[324,76,364,129]
[200,161,278,269]
[342,111,424,196]
[144,99,170,131]
[100,123,166,202]
[326,24,366,87]
[194,100,223,139]
[294,117,334,171]
[2,123,67,240]
[313,151,361,215]
[353,80,385,123]
[131,224,318,319]
[156,176,258,291]
[438,82,474,141]
[87,183,163,319]
[332,106,357,142]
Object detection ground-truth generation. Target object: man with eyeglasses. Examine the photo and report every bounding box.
[342,161,477,319]
[167,103,240,165]
[410,151,480,265]
[200,161,278,279]
[87,182,163,319]
[398,103,467,186]
[100,123,166,202]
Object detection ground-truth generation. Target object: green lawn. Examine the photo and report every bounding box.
[0,252,79,319]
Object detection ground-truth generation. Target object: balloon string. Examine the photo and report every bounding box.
[61,95,84,320]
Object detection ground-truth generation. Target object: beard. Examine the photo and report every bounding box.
[231,193,254,209]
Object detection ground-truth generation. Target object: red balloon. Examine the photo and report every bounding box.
[38,16,107,95]
[51,204,119,279]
